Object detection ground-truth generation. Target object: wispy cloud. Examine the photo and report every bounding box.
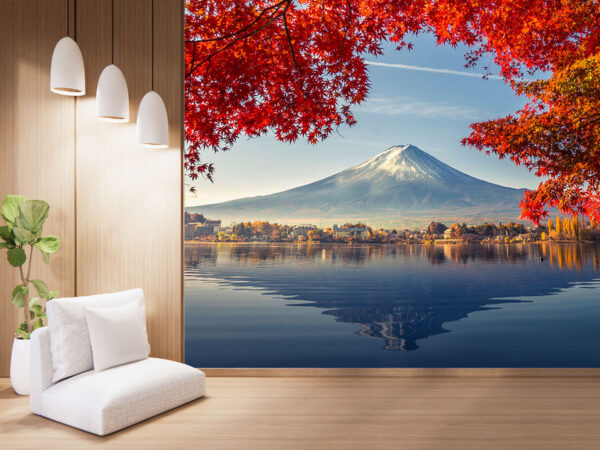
[365,61,503,80]
[358,97,480,120]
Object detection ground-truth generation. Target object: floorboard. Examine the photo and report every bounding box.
[1,376,600,449]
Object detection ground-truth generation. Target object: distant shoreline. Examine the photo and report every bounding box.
[184,240,598,246]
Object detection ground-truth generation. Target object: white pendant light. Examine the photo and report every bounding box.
[96,64,129,122]
[50,2,85,96]
[96,0,129,123]
[51,37,85,96]
[137,91,168,148]
[136,0,169,147]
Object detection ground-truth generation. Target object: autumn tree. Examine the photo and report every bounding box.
[306,230,320,241]
[570,216,577,239]
[185,1,600,220]
[555,216,563,240]
[577,221,585,242]
[252,221,274,237]
[465,55,600,224]
[449,222,464,238]
[271,228,283,241]
[426,222,447,235]
[562,217,571,238]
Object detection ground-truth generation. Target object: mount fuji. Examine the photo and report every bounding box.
[188,145,528,227]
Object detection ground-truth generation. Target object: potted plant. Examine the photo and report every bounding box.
[0,195,60,395]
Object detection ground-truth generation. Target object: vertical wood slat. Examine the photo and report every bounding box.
[0,0,77,376]
[155,0,185,362]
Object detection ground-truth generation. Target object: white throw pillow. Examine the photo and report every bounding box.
[46,289,149,382]
[83,301,150,371]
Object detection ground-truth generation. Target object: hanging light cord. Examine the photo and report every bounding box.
[111,0,114,64]
[66,1,79,40]
[151,0,154,90]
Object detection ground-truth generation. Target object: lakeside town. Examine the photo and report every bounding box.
[185,212,600,244]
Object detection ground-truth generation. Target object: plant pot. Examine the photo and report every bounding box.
[10,338,30,395]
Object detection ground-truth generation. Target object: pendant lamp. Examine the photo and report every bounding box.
[96,0,129,122]
[50,1,85,96]
[136,0,169,148]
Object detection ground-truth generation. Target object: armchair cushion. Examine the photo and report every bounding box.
[83,301,149,371]
[46,289,149,382]
[33,357,205,436]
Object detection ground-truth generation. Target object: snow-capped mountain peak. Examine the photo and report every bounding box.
[190,144,526,228]
[349,144,462,182]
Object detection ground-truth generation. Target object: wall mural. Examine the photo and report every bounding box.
[183,5,600,367]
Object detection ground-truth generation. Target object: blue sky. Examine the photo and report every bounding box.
[185,33,539,207]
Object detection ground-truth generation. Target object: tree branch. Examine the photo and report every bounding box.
[185,0,293,78]
[185,0,289,44]
[283,8,302,75]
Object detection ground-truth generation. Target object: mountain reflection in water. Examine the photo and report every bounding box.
[185,243,600,366]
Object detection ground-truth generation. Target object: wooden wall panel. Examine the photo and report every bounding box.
[0,0,183,376]
[0,0,77,376]
[75,0,183,362]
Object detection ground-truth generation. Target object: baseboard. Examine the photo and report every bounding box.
[200,367,600,377]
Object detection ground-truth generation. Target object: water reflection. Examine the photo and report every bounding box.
[185,243,600,352]
[186,242,600,270]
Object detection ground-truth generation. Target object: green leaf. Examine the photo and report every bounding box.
[40,250,50,264]
[29,297,42,318]
[47,290,59,300]
[1,195,29,230]
[14,325,30,340]
[30,304,42,318]
[0,225,14,243]
[13,225,36,245]
[17,200,49,235]
[11,285,28,308]
[32,317,44,330]
[35,236,60,254]
[7,247,26,267]
[0,242,14,249]
[31,280,49,298]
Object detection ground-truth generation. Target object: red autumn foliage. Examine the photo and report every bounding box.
[185,0,600,222]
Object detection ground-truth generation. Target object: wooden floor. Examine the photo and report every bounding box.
[2,375,600,449]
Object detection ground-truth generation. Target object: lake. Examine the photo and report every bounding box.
[185,242,600,367]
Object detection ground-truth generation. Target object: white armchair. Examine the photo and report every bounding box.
[30,327,205,436]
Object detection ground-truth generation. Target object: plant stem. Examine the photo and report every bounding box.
[18,245,33,334]
[23,287,30,334]
[26,244,33,281]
